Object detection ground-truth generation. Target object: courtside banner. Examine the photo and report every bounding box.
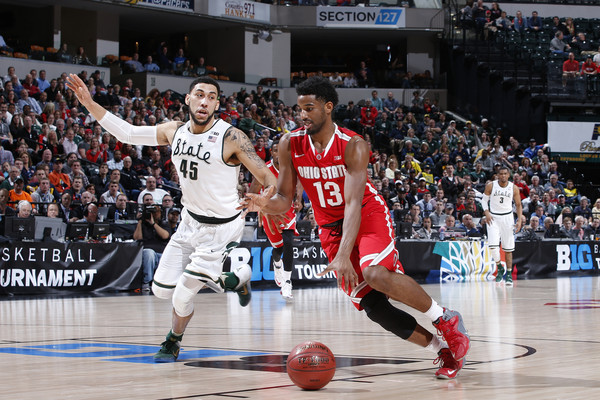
[316,6,405,28]
[548,121,600,162]
[208,0,270,23]
[122,0,195,13]
[231,241,335,285]
[0,242,142,295]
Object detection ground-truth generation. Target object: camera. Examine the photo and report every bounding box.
[142,204,158,220]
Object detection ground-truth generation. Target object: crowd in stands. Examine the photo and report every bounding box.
[0,61,598,247]
[459,1,600,89]
[120,42,223,79]
[292,60,435,90]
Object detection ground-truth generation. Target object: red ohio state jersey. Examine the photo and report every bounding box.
[290,125,377,226]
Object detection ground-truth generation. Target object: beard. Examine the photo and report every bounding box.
[304,119,324,136]
[190,108,215,127]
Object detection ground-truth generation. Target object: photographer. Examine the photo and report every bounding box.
[133,198,171,291]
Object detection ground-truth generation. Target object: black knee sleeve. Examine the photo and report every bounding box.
[360,290,417,340]
[281,230,294,272]
[272,246,283,262]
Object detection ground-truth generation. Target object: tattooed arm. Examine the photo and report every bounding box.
[224,127,277,189]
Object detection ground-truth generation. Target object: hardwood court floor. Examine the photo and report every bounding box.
[2,277,600,400]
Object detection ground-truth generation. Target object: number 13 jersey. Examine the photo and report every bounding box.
[290,125,378,226]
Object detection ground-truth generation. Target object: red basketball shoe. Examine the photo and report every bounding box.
[433,308,470,361]
[434,348,464,379]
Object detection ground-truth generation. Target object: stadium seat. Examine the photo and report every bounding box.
[30,45,46,60]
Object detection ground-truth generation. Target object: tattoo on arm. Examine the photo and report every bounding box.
[225,128,265,169]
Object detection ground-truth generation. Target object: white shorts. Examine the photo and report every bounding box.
[487,213,515,252]
[153,208,244,293]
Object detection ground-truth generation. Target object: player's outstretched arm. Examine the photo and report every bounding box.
[237,132,296,215]
[247,169,286,231]
[66,73,177,146]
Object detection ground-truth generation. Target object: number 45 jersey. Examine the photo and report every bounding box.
[171,119,240,218]
[290,124,378,226]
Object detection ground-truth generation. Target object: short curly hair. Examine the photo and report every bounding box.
[296,76,338,107]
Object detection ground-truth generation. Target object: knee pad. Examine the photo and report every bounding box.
[490,246,501,263]
[361,290,417,340]
[151,282,174,300]
[172,283,196,317]
[171,275,205,317]
[272,246,283,262]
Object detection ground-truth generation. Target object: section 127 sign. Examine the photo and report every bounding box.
[317,6,405,29]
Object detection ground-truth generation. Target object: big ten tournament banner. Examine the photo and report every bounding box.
[0,242,142,295]
[122,0,195,13]
[231,241,335,286]
[548,121,600,163]
[208,0,270,24]
[399,239,600,282]
[316,6,406,29]
[433,240,496,282]
[395,240,495,283]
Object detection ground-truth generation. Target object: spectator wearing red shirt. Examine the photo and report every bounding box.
[360,99,378,136]
[162,90,174,109]
[254,137,270,162]
[86,137,108,164]
[581,57,597,76]
[22,74,40,98]
[562,52,580,86]
[513,173,530,200]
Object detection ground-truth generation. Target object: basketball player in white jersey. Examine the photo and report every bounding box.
[481,165,523,285]
[66,74,277,362]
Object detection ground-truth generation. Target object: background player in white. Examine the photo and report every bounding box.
[66,74,277,362]
[482,165,523,285]
[249,138,297,300]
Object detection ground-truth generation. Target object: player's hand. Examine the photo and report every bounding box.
[238,186,276,217]
[262,211,286,233]
[515,218,522,233]
[65,74,93,106]
[318,255,358,293]
[484,210,494,223]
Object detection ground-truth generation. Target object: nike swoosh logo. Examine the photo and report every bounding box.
[294,154,304,158]
[240,286,248,295]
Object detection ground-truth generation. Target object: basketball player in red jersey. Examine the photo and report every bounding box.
[241,77,470,379]
[249,138,297,300]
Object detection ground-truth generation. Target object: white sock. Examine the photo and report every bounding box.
[424,299,445,322]
[425,335,447,354]
[282,269,292,282]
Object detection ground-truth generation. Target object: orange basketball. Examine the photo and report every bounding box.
[286,341,336,390]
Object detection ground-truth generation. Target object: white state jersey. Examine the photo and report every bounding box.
[489,180,514,215]
[171,119,240,218]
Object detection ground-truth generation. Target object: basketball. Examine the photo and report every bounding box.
[286,341,336,390]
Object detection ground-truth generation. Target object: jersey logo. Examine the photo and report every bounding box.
[294,153,304,158]
[173,137,211,164]
[334,155,342,161]
[208,135,218,143]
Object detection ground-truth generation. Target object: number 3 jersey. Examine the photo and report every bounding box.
[171,119,240,218]
[290,124,378,226]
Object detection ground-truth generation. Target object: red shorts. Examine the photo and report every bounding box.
[262,208,297,248]
[320,198,403,310]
